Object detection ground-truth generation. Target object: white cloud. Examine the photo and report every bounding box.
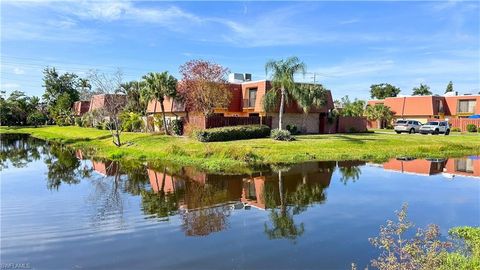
[13,67,25,75]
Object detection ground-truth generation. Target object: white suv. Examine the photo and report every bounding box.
[394,120,422,134]
[419,121,450,135]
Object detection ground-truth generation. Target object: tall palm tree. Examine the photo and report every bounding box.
[292,84,327,132]
[142,72,178,135]
[264,57,306,130]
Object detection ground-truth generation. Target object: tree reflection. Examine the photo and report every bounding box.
[141,168,180,220]
[0,134,42,169]
[338,163,362,185]
[43,144,87,190]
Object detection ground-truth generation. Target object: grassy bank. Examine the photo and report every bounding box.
[1,126,480,173]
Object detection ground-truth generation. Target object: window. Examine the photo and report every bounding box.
[408,121,413,124]
[455,159,474,173]
[437,100,444,113]
[248,88,257,107]
[458,100,476,113]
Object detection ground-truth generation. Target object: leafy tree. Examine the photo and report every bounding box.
[42,67,80,120]
[445,81,454,94]
[370,83,401,99]
[0,91,44,126]
[142,72,177,135]
[178,60,231,116]
[412,83,432,96]
[119,80,146,115]
[27,111,47,127]
[337,95,366,117]
[264,56,307,130]
[364,104,394,129]
[291,83,327,132]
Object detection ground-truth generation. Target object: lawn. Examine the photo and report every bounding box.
[1,126,479,173]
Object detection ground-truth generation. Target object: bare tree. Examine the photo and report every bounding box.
[88,69,126,146]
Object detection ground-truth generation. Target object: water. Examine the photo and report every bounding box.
[1,134,479,270]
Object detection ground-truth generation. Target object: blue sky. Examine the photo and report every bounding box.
[1,0,479,100]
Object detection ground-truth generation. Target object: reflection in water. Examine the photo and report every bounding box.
[1,134,479,240]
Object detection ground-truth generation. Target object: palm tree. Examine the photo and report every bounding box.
[412,83,432,96]
[119,81,145,115]
[364,104,394,129]
[264,57,306,130]
[78,78,92,101]
[141,72,178,135]
[292,83,327,132]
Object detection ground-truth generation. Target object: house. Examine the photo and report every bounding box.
[146,73,367,134]
[367,93,480,128]
[88,94,127,112]
[72,101,90,116]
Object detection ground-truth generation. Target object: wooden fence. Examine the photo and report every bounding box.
[188,115,272,129]
[444,118,480,132]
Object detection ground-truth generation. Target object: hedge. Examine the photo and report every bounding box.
[195,125,271,142]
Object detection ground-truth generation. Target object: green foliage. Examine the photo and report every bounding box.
[451,127,461,132]
[368,203,452,270]
[445,81,454,94]
[120,112,144,132]
[466,124,477,133]
[271,129,295,141]
[370,83,401,99]
[265,56,306,130]
[170,119,184,135]
[292,83,327,113]
[119,81,146,115]
[364,104,394,126]
[42,67,80,120]
[141,71,178,135]
[412,83,433,96]
[195,125,271,142]
[1,91,43,126]
[337,95,366,117]
[27,111,47,127]
[286,124,299,135]
[80,112,94,128]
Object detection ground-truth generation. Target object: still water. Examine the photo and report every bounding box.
[1,134,479,269]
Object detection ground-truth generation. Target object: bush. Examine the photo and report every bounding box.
[120,112,143,132]
[286,124,299,135]
[27,112,47,127]
[466,124,477,133]
[96,121,104,130]
[451,127,461,132]
[270,129,295,141]
[74,117,82,127]
[194,125,271,142]
[170,119,184,135]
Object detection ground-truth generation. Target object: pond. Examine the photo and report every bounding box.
[1,134,479,269]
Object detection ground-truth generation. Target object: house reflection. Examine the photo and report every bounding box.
[381,157,479,178]
[144,161,336,237]
[92,160,120,176]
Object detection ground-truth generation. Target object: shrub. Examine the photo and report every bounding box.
[27,112,47,127]
[170,119,184,135]
[96,121,104,130]
[451,127,461,132]
[74,117,82,127]
[120,112,143,132]
[286,124,299,135]
[466,124,477,133]
[270,129,295,141]
[194,125,271,142]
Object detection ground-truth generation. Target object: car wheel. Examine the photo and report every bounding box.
[409,128,415,134]
[445,129,450,135]
[396,131,401,134]
[433,129,439,135]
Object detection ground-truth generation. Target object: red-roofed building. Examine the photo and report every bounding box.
[146,77,342,134]
[368,94,479,128]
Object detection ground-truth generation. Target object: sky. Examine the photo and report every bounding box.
[1,0,479,100]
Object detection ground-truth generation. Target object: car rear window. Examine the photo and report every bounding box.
[426,122,439,125]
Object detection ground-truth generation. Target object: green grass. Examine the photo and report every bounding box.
[1,126,480,173]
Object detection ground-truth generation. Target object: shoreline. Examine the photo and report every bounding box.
[1,126,480,174]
